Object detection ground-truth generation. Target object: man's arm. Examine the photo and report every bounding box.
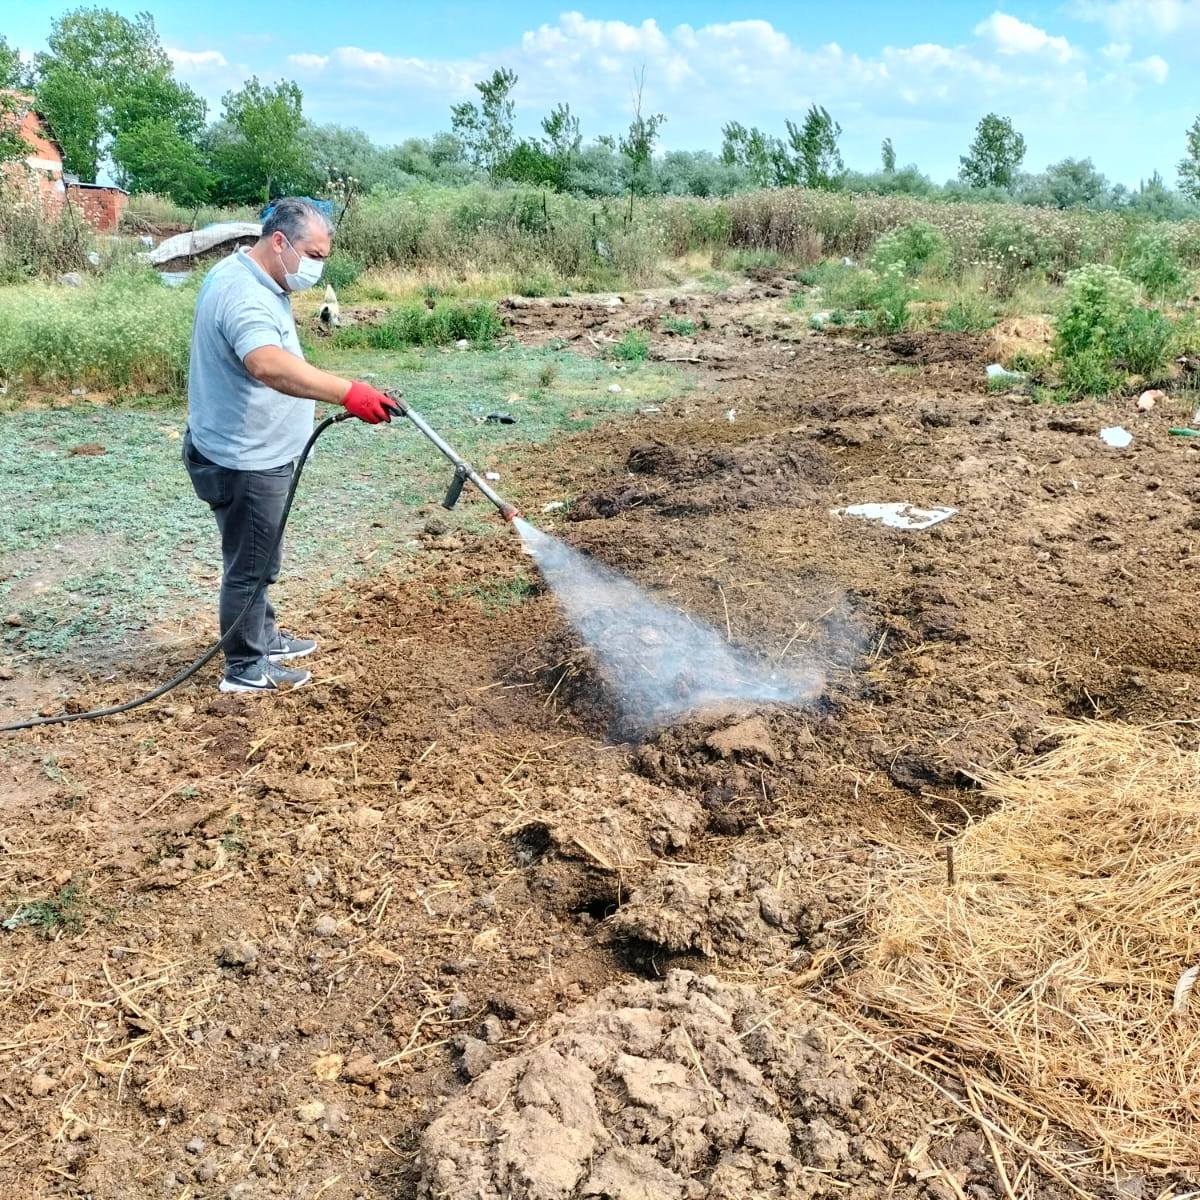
[243,347,397,423]
[243,345,351,404]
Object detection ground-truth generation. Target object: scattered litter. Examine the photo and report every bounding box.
[454,338,470,349]
[639,405,661,414]
[841,256,855,267]
[1174,962,1199,1017]
[986,363,1026,382]
[86,250,101,267]
[541,501,565,512]
[833,502,958,531]
[1168,427,1200,438]
[158,271,192,288]
[138,235,155,248]
[607,384,622,393]
[484,471,501,481]
[809,311,832,329]
[1138,389,1166,411]
[1100,426,1133,449]
[1194,406,1200,425]
[58,272,82,288]
[70,387,87,397]
[485,412,516,425]
[725,408,738,422]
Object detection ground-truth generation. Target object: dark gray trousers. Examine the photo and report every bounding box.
[183,431,293,675]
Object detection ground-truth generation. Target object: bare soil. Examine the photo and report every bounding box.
[2,275,1198,1198]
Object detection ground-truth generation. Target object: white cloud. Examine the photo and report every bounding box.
[974,12,1075,61]
[287,53,329,70]
[1100,41,1131,60]
[1071,0,1199,38]
[166,48,229,70]
[1134,53,1170,83]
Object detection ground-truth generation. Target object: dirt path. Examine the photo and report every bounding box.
[2,277,1196,1198]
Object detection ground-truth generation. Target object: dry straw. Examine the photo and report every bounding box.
[850,720,1200,1173]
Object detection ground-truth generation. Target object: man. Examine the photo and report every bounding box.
[184,196,397,694]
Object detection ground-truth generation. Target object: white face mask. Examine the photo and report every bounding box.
[279,234,324,292]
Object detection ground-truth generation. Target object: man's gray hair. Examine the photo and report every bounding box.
[260,197,332,245]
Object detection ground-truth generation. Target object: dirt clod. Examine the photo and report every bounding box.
[705,716,776,762]
[419,970,864,1200]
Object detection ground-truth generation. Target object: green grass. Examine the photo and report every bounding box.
[662,316,696,336]
[3,882,86,934]
[0,268,197,395]
[0,346,688,663]
[607,330,651,362]
[329,300,505,350]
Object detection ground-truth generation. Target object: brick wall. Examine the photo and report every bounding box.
[66,186,129,234]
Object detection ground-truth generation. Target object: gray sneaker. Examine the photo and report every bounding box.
[267,631,318,662]
[219,660,311,693]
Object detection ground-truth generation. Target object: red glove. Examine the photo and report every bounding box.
[343,381,401,424]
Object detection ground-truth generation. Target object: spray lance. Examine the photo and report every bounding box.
[340,388,521,523]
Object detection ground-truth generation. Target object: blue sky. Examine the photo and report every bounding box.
[7,1,1199,185]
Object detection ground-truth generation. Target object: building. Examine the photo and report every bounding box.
[1,89,65,210]
[1,90,130,234]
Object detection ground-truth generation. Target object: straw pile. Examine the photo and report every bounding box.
[850,720,1200,1173]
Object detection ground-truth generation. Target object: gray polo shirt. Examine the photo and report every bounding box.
[186,249,315,470]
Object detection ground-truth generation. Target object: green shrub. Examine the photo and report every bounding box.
[1123,229,1184,298]
[869,221,947,277]
[1111,306,1174,377]
[1054,264,1172,395]
[870,262,914,332]
[322,252,364,292]
[608,331,650,361]
[335,300,504,350]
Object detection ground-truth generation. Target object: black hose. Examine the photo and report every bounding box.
[0,412,350,733]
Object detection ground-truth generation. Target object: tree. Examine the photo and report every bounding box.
[541,102,581,189]
[959,113,1026,190]
[881,137,896,174]
[721,122,783,188]
[0,34,30,89]
[111,119,211,203]
[786,105,844,190]
[210,78,310,205]
[619,67,665,204]
[1179,116,1200,202]
[33,8,205,188]
[1021,158,1109,209]
[303,122,380,189]
[450,67,517,178]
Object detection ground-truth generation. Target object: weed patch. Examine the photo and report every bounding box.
[608,331,651,362]
[3,882,87,934]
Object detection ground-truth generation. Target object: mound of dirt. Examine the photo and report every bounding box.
[418,970,865,1200]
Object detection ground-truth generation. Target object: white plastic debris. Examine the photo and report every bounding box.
[841,257,855,267]
[70,387,87,397]
[607,384,622,393]
[809,311,832,328]
[158,271,192,287]
[832,502,958,531]
[986,363,1026,382]
[1137,388,1165,411]
[455,339,470,349]
[143,221,260,265]
[639,405,661,414]
[138,235,155,248]
[485,471,501,481]
[542,501,565,512]
[1099,426,1133,449]
[86,250,101,267]
[725,408,737,422]
[59,272,82,287]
